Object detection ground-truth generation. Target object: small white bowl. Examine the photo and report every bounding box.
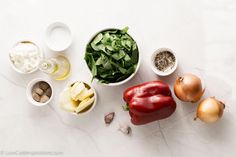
[85,28,140,86]
[151,48,178,76]
[26,78,54,106]
[9,41,43,74]
[60,81,97,116]
[45,22,72,52]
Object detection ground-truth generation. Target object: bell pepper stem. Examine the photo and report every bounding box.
[122,104,129,111]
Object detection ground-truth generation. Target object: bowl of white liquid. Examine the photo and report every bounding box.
[45,22,72,52]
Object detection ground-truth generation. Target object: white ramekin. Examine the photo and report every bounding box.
[9,41,43,74]
[45,22,72,52]
[150,48,178,76]
[26,78,54,106]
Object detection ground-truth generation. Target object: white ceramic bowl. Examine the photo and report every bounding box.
[45,22,72,52]
[85,28,140,86]
[60,81,97,116]
[26,78,54,106]
[151,48,178,76]
[9,41,43,74]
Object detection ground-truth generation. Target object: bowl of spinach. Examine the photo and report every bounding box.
[84,27,140,86]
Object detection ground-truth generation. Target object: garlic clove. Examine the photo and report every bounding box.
[118,125,132,135]
[104,112,115,124]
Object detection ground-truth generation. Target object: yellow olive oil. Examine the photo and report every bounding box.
[39,55,71,80]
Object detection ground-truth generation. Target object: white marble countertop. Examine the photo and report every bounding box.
[0,0,236,157]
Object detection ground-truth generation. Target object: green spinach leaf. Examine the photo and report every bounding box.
[85,27,139,83]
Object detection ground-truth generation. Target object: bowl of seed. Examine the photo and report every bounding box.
[151,48,178,76]
[26,78,53,106]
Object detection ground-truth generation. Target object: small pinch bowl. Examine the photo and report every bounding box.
[151,48,178,76]
[26,78,54,106]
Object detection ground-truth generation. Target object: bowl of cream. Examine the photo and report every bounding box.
[9,41,43,74]
[45,22,72,52]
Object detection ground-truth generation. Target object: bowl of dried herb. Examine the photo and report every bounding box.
[151,48,178,76]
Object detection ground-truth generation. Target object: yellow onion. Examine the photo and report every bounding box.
[195,97,225,123]
[174,73,204,103]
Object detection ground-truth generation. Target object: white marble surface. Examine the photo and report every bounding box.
[0,0,236,157]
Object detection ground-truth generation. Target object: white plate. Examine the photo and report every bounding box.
[45,22,72,52]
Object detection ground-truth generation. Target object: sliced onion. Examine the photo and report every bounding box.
[195,97,225,123]
[174,73,204,103]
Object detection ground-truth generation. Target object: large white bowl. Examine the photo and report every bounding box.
[85,28,140,86]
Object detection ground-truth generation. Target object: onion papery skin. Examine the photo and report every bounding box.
[174,73,204,103]
[195,97,225,123]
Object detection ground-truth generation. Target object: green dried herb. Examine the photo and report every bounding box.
[154,51,175,72]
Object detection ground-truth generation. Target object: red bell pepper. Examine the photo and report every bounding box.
[123,81,176,125]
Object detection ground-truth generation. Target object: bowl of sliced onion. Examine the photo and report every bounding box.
[59,81,97,116]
